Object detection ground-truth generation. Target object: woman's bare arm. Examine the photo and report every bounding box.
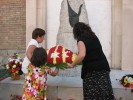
[67,41,86,68]
[26,45,36,60]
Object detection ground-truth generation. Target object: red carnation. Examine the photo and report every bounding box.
[19,64,22,67]
[8,69,12,72]
[16,67,20,70]
[9,61,13,66]
[13,60,15,63]
[12,56,15,58]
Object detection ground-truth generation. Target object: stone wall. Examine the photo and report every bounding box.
[121,0,133,70]
[0,0,26,67]
[0,0,26,50]
[0,50,25,68]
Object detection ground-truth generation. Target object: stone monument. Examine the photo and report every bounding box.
[56,0,89,76]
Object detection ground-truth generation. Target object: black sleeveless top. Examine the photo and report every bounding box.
[77,34,110,79]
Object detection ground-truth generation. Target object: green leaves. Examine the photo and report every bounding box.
[46,63,67,69]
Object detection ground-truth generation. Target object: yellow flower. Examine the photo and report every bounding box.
[124,77,128,85]
[19,62,22,64]
[13,65,16,68]
[6,64,9,69]
[29,72,32,76]
[72,54,77,62]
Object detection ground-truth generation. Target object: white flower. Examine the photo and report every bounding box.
[128,77,133,83]
[51,52,59,58]
[33,90,38,97]
[6,65,9,69]
[27,84,32,90]
[33,68,41,74]
[22,94,26,100]
[33,68,41,79]
[63,51,69,58]
[39,75,46,84]
[18,57,21,59]
[26,76,31,86]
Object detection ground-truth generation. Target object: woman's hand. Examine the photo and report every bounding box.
[50,68,59,76]
[67,63,74,68]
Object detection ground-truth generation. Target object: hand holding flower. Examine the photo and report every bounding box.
[67,63,74,68]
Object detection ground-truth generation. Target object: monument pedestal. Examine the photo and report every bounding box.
[0,76,24,100]
[0,70,133,100]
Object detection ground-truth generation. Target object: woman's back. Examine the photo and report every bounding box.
[78,34,110,79]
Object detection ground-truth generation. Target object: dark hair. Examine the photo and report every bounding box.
[32,28,46,39]
[30,47,47,67]
[73,22,96,40]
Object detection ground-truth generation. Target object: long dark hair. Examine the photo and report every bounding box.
[30,47,47,67]
[73,22,96,40]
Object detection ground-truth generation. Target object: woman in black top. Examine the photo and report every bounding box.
[67,22,115,100]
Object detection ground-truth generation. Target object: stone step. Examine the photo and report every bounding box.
[0,70,133,100]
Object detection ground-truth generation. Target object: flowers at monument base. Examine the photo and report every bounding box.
[46,45,78,69]
[6,53,23,76]
[120,74,133,88]
[10,94,22,100]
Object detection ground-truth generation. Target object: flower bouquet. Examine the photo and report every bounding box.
[46,45,80,69]
[120,74,133,88]
[6,53,23,80]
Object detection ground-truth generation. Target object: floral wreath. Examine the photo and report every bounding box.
[46,45,81,69]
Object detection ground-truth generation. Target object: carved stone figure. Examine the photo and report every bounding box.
[67,0,83,27]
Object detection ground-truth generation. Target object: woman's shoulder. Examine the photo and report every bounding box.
[28,39,38,47]
[77,34,90,41]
